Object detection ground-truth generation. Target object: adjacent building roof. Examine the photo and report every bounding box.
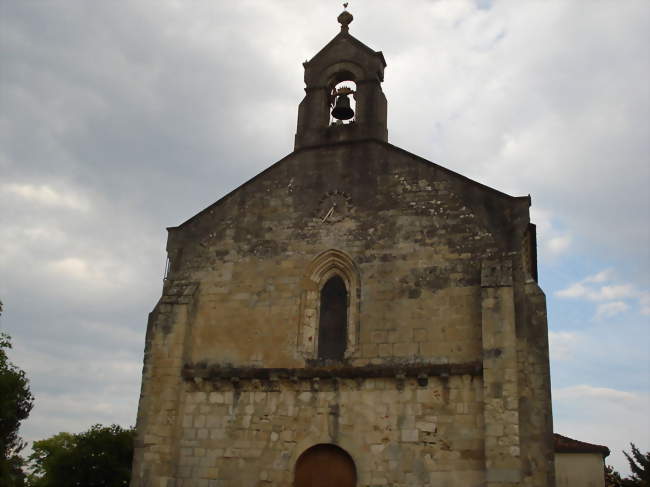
[554,433,610,458]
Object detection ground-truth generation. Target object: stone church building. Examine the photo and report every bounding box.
[131,10,555,487]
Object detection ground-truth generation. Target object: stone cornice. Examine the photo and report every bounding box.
[182,361,483,383]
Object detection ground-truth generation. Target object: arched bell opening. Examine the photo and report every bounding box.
[329,75,357,126]
[294,444,357,487]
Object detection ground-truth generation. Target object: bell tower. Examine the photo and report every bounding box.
[295,9,388,149]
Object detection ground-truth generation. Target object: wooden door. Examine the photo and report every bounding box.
[294,444,356,487]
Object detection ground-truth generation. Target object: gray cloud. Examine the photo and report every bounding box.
[1,0,648,474]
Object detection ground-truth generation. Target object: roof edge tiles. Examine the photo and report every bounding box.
[554,433,610,457]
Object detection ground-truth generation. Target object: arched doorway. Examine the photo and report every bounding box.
[294,444,356,487]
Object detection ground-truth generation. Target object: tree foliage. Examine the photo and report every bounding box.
[27,424,135,487]
[0,325,34,487]
[623,443,650,486]
[607,464,624,487]
[606,444,650,487]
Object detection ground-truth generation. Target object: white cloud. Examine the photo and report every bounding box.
[24,389,138,446]
[529,207,572,258]
[3,183,90,211]
[546,235,571,255]
[43,255,138,296]
[558,283,637,302]
[640,293,650,316]
[584,269,613,284]
[48,257,97,281]
[548,331,579,361]
[556,282,588,299]
[553,385,650,475]
[595,301,630,319]
[597,285,637,301]
[554,384,637,402]
[8,333,142,456]
[555,270,647,318]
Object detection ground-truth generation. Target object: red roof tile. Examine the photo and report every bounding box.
[554,433,610,457]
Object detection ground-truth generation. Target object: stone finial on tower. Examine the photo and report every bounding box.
[338,9,353,32]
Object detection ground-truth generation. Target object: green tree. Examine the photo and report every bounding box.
[623,443,650,486]
[1,301,35,487]
[27,432,75,486]
[607,445,650,487]
[606,464,624,487]
[28,424,135,487]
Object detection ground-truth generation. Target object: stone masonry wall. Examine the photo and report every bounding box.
[516,281,555,487]
[165,141,527,369]
[131,140,554,486]
[173,374,484,487]
[131,281,198,486]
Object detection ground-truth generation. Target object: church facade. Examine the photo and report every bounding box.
[131,11,555,487]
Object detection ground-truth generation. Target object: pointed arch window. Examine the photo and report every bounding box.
[318,275,348,360]
[298,249,360,360]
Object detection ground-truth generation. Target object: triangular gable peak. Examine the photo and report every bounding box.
[171,139,529,235]
[304,30,386,84]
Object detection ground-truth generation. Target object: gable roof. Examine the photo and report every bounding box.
[306,30,386,70]
[554,433,610,457]
[171,139,528,230]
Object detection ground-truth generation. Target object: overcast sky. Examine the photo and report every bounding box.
[1,0,648,476]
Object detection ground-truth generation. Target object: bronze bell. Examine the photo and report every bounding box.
[331,94,354,120]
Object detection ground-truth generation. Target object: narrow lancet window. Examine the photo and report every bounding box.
[318,275,348,360]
